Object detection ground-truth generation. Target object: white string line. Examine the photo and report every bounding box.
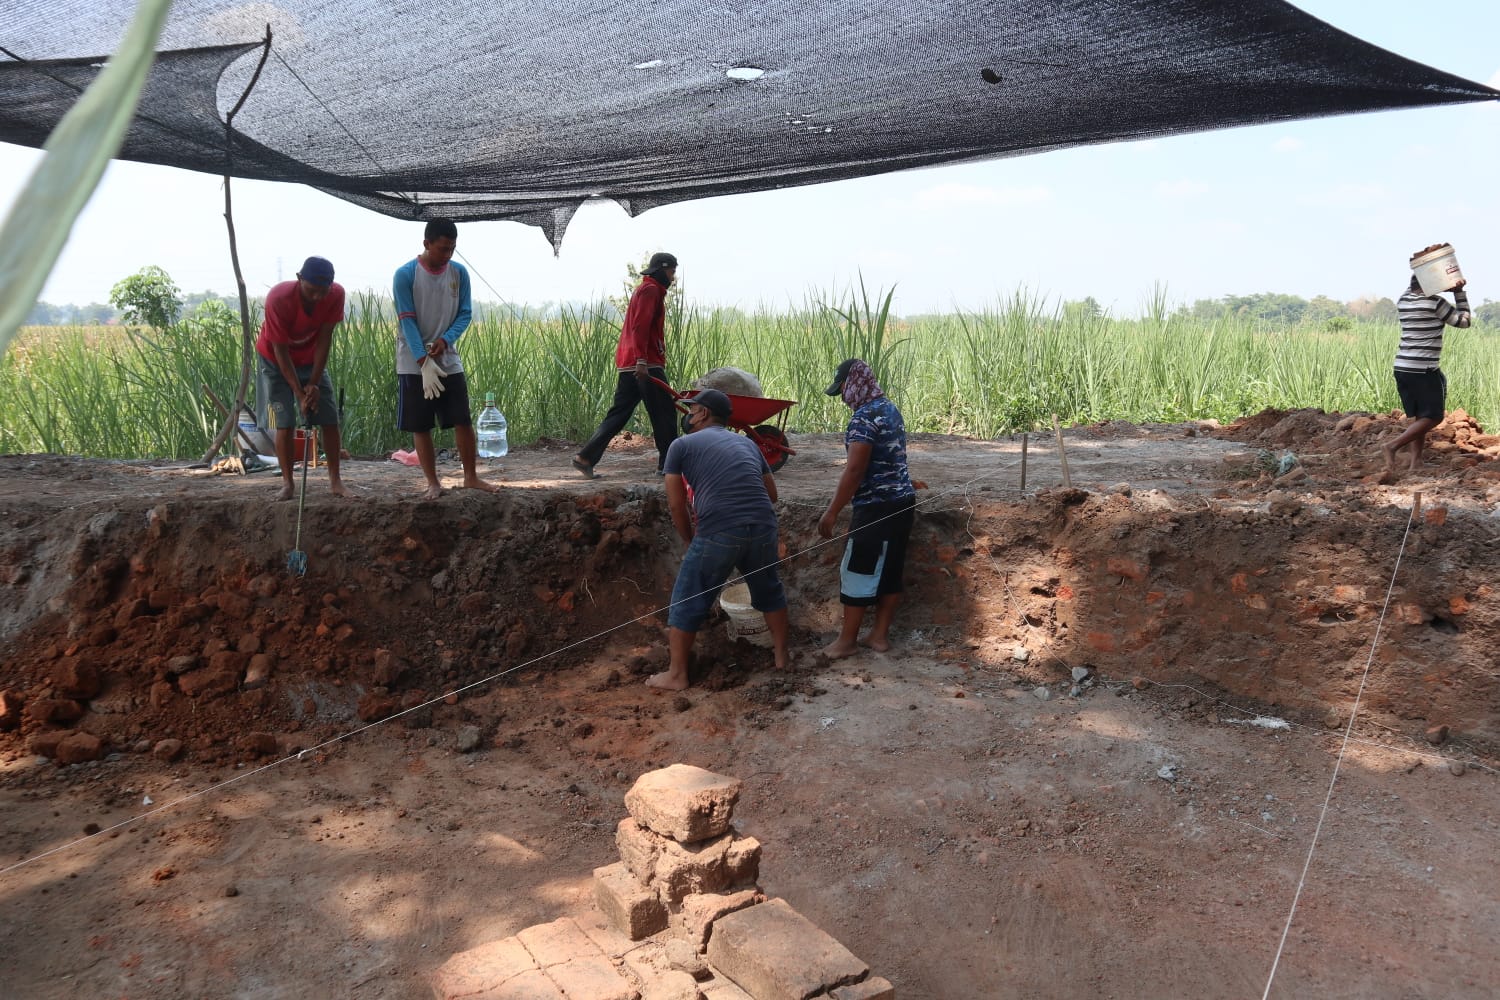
[455,251,599,404]
[269,48,415,207]
[1261,496,1419,1000]
[2,453,1026,877]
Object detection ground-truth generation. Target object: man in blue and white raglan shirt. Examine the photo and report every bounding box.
[393,218,500,499]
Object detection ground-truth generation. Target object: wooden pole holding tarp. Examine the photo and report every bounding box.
[201,26,273,463]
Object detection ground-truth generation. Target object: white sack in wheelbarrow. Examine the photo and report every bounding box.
[692,367,763,398]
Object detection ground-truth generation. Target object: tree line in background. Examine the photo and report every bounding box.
[22,267,1500,330]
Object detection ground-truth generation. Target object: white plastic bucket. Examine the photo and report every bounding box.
[1410,245,1464,295]
[719,583,772,647]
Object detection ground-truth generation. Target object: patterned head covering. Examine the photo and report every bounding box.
[838,359,885,410]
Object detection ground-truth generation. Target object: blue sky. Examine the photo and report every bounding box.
[1,1,1496,315]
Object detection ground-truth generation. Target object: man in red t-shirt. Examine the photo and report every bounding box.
[572,251,680,478]
[254,255,351,499]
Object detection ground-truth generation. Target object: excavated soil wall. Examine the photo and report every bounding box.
[3,419,1499,999]
[3,460,1496,759]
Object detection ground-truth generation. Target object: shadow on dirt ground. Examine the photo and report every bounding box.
[1,410,1497,997]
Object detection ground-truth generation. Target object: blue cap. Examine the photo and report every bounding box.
[297,256,335,287]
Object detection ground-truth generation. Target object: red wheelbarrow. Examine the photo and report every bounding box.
[650,376,797,471]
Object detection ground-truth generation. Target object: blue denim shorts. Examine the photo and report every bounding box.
[668,523,786,632]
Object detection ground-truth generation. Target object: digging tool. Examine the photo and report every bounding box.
[1052,413,1072,488]
[287,411,311,576]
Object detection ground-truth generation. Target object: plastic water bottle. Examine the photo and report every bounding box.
[477,393,508,458]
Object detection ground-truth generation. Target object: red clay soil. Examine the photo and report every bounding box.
[0,411,1497,998]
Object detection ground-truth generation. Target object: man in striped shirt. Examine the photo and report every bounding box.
[1382,270,1471,475]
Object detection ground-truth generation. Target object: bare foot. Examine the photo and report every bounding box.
[275,483,295,501]
[645,670,689,691]
[822,639,860,660]
[419,483,444,501]
[860,635,891,652]
[328,481,356,499]
[461,476,502,493]
[1380,442,1398,473]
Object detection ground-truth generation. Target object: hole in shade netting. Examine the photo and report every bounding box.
[0,0,1494,248]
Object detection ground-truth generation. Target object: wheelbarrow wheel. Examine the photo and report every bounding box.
[752,425,790,472]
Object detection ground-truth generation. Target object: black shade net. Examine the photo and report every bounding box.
[2,1,1495,247]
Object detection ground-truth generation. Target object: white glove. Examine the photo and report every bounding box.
[420,361,446,400]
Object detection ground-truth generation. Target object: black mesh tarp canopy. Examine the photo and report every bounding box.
[2,1,1495,245]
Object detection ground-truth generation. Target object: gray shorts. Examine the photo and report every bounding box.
[256,355,339,429]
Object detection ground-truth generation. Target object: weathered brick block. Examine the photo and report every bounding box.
[616,816,663,884]
[50,656,102,699]
[595,862,668,940]
[699,976,754,999]
[626,764,741,843]
[0,689,22,731]
[27,698,83,724]
[545,954,634,1000]
[724,836,760,886]
[54,731,104,764]
[673,889,760,951]
[179,652,244,699]
[517,917,602,969]
[833,976,896,1000]
[430,935,544,999]
[706,898,867,1000]
[244,653,276,690]
[617,819,735,903]
[641,969,701,1000]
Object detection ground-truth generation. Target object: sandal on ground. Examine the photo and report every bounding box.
[571,457,598,480]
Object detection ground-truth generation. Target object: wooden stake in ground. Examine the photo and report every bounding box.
[201,383,260,454]
[1410,491,1424,554]
[1052,414,1071,488]
[1020,432,1028,492]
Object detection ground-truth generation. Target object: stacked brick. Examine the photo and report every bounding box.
[593,764,894,1000]
[432,764,893,1000]
[593,764,763,946]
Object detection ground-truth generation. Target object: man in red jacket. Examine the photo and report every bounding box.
[573,252,680,478]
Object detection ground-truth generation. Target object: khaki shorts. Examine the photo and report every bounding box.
[257,356,339,429]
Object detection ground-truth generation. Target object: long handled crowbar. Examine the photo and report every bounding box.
[287,414,311,576]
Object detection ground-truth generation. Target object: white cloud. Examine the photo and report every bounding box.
[1272,137,1303,153]
[1153,179,1210,199]
[911,183,1051,208]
